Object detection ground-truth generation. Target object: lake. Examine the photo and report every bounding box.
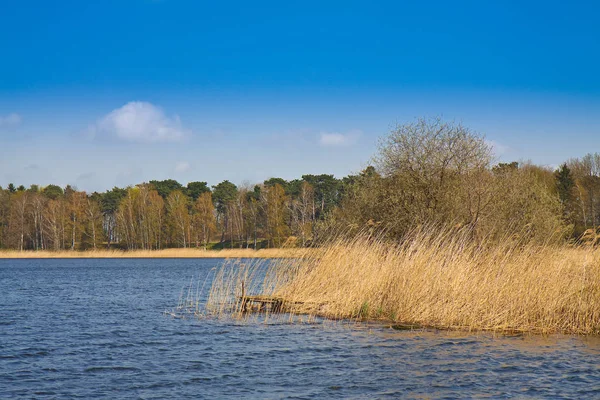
[1,258,600,399]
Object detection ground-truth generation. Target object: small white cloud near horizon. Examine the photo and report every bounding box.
[486,139,510,157]
[175,161,191,173]
[319,131,360,147]
[88,102,189,143]
[0,113,22,127]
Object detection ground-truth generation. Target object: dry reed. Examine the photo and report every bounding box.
[206,227,600,334]
[0,247,313,259]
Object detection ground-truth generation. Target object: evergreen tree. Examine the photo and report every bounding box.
[186,181,210,200]
[555,163,575,206]
[149,179,183,199]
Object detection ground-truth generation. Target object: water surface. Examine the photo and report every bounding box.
[1,259,599,399]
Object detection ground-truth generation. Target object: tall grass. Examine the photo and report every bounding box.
[206,227,600,334]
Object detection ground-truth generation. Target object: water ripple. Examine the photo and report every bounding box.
[1,258,600,399]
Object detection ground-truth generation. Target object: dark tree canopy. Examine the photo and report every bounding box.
[150,179,183,199]
[247,185,261,201]
[212,180,238,214]
[264,177,288,190]
[100,187,128,213]
[286,179,304,197]
[302,174,342,217]
[555,163,575,204]
[42,184,64,200]
[340,166,379,197]
[186,181,210,200]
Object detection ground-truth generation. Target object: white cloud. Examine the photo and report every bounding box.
[0,113,22,127]
[486,139,510,156]
[89,101,188,143]
[319,131,360,147]
[175,161,191,173]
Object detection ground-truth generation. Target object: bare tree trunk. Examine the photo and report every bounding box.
[92,222,96,250]
[71,220,76,250]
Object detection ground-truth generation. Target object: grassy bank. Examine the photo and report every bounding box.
[0,247,311,259]
[207,228,600,334]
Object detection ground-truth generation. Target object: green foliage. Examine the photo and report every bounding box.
[0,117,588,250]
[555,163,575,205]
[286,179,303,197]
[186,181,210,200]
[301,174,342,218]
[357,301,369,319]
[334,118,567,244]
[212,180,238,215]
[149,179,183,199]
[247,185,261,202]
[264,177,288,190]
[478,164,569,242]
[42,184,64,200]
[340,166,377,198]
[101,187,128,213]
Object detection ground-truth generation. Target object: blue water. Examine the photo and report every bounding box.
[1,259,600,399]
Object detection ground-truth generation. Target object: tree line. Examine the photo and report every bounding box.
[1,117,598,251]
[330,118,597,244]
[0,174,348,251]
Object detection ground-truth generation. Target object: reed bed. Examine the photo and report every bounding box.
[205,227,600,334]
[204,256,315,321]
[0,247,313,259]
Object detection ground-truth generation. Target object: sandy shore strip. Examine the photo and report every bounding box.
[0,248,314,259]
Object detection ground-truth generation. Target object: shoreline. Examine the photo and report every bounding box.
[0,248,311,259]
[205,229,600,335]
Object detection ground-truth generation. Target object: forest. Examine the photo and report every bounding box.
[0,173,348,251]
[1,117,600,252]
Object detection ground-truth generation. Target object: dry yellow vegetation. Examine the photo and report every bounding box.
[207,227,600,334]
[0,247,310,259]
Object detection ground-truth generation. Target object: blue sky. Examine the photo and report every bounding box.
[1,0,599,192]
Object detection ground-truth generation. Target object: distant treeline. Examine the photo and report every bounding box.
[1,117,599,251]
[0,173,351,250]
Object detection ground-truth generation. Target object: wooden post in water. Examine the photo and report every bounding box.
[240,280,247,312]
